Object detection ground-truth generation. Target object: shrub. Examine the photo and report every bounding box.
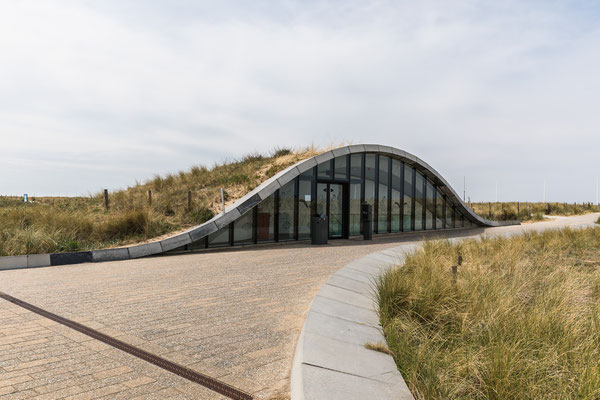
[100,209,150,239]
[190,207,214,224]
[272,147,292,157]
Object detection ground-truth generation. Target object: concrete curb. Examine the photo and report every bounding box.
[0,144,520,270]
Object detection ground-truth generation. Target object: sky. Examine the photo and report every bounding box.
[1,0,599,202]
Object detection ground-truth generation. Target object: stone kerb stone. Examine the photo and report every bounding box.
[290,246,414,400]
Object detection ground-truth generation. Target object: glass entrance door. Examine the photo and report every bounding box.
[317,183,345,239]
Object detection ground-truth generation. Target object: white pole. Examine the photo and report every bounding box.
[463,176,466,202]
[543,179,546,203]
[596,177,598,206]
[221,188,225,214]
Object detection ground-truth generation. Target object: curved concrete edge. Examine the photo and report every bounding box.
[291,245,418,400]
[0,144,519,270]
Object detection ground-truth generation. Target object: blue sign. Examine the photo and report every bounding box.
[23,194,28,203]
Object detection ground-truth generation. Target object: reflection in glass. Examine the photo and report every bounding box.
[298,175,312,240]
[436,188,444,229]
[425,180,434,230]
[208,226,229,247]
[318,159,332,178]
[329,184,343,238]
[378,156,389,232]
[391,160,401,232]
[365,154,376,232]
[350,183,361,236]
[403,166,414,231]
[234,210,253,244]
[257,195,275,242]
[334,156,348,180]
[278,181,295,240]
[445,201,453,229]
[414,172,425,231]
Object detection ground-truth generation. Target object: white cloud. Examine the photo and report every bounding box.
[0,1,598,200]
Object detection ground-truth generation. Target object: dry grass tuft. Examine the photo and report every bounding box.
[364,341,393,355]
[377,227,600,400]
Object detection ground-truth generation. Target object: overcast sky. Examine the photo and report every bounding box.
[1,1,599,202]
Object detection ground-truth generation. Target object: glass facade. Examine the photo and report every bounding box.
[377,156,389,233]
[436,188,444,229]
[403,165,414,231]
[391,159,402,232]
[200,151,481,249]
[365,154,377,232]
[445,199,453,229]
[298,171,313,240]
[349,154,362,236]
[414,172,425,231]
[425,179,435,230]
[233,210,253,244]
[257,194,275,242]
[278,181,295,240]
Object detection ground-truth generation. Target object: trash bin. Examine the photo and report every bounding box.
[311,215,328,245]
[361,203,373,240]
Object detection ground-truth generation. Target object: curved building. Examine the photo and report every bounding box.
[0,144,519,270]
[166,144,514,252]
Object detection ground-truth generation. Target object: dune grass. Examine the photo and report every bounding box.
[0,146,321,256]
[471,201,598,222]
[377,228,600,400]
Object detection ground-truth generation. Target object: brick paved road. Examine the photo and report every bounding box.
[1,213,597,399]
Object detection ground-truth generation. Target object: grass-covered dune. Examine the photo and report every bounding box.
[377,228,600,399]
[471,201,599,222]
[0,147,319,256]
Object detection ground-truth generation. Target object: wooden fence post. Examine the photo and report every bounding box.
[187,190,192,210]
[103,189,109,210]
[148,190,152,206]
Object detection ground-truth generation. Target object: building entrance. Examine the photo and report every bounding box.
[316,182,348,239]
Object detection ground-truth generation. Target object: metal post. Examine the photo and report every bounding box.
[103,189,109,210]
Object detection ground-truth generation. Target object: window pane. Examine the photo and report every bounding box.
[365,154,376,232]
[334,156,348,180]
[446,202,453,228]
[298,177,312,240]
[234,210,253,244]
[350,154,362,180]
[456,211,464,228]
[350,182,361,236]
[391,160,402,232]
[436,189,444,229]
[278,180,295,240]
[414,172,425,231]
[378,156,389,233]
[208,226,229,247]
[425,180,434,230]
[257,195,275,242]
[403,165,414,231]
[317,159,332,178]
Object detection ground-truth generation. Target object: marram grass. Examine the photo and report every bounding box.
[0,146,319,256]
[377,227,600,400]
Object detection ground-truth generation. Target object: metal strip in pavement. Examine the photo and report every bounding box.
[0,291,252,400]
